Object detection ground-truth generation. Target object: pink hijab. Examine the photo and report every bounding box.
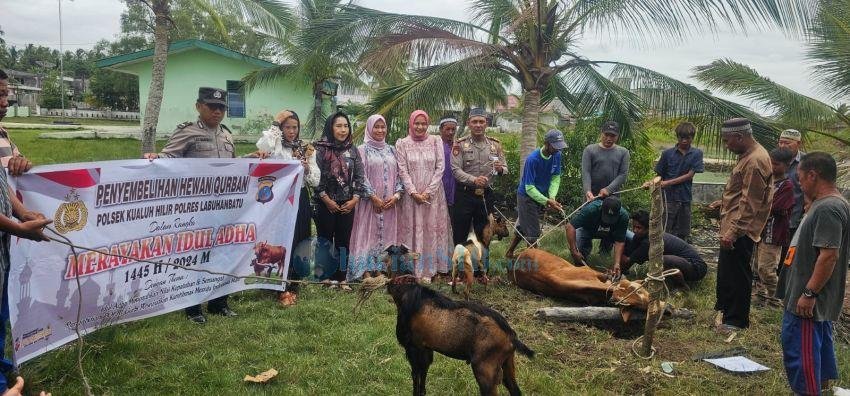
[408,110,430,142]
[365,114,387,149]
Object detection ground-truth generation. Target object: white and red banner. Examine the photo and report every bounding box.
[7,158,302,364]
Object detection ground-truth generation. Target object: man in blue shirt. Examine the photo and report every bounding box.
[650,122,704,242]
[566,196,630,276]
[505,129,565,259]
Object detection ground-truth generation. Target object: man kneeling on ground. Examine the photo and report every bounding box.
[620,210,708,286]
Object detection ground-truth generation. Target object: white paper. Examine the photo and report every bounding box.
[703,356,770,373]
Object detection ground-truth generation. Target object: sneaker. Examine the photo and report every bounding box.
[187,314,206,324]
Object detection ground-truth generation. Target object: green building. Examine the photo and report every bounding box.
[97,39,313,135]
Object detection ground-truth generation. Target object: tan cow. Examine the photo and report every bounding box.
[512,249,650,317]
[253,241,287,277]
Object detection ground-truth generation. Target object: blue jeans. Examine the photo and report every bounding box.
[576,228,633,258]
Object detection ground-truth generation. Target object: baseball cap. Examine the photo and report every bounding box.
[780,129,802,142]
[601,121,619,135]
[198,87,228,107]
[600,196,622,225]
[543,129,567,150]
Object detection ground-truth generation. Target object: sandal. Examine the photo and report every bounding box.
[278,291,297,307]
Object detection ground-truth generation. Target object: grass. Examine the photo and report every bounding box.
[3,116,140,127]
[6,130,850,394]
[6,129,258,165]
[18,232,850,395]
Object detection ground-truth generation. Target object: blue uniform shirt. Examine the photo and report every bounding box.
[517,148,562,197]
[655,146,704,202]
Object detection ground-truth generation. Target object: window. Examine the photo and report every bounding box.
[226,80,246,118]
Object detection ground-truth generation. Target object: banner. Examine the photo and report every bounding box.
[8,159,302,364]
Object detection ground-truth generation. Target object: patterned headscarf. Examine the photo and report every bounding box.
[408,110,430,142]
[365,114,387,149]
[315,112,354,183]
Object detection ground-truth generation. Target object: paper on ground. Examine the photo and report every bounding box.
[703,356,770,373]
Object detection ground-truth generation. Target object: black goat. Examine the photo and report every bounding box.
[387,276,534,395]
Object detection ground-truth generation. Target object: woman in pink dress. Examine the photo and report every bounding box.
[348,115,404,281]
[395,110,452,281]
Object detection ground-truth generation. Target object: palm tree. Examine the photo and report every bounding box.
[132,0,294,154]
[308,0,815,164]
[692,60,850,146]
[692,0,850,146]
[242,0,368,139]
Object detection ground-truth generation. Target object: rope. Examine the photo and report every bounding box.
[41,224,386,396]
[486,184,645,282]
[606,268,681,360]
[353,275,390,314]
[45,227,93,396]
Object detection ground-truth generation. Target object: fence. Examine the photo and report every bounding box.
[38,108,140,120]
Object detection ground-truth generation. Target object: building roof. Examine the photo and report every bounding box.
[96,39,277,70]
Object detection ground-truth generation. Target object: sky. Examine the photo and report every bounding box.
[2,0,836,110]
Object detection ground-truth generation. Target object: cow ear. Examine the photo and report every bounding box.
[619,308,632,323]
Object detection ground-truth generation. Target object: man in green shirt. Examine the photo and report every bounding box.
[505,130,565,258]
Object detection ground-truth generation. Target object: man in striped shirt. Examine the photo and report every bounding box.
[0,69,32,176]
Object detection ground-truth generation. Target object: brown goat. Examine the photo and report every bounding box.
[387,276,534,396]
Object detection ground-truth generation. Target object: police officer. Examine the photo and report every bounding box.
[451,108,507,278]
[144,87,251,324]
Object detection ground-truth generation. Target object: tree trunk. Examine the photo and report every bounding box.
[311,83,323,139]
[140,0,170,155]
[535,306,694,322]
[519,90,541,174]
[457,105,470,138]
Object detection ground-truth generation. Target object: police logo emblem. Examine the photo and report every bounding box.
[213,90,223,99]
[256,176,276,203]
[54,189,88,234]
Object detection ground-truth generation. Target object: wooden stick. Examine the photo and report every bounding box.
[641,176,666,357]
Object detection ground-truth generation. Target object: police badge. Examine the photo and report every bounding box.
[54,189,88,234]
[256,176,276,204]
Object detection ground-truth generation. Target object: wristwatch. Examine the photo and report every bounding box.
[803,289,819,298]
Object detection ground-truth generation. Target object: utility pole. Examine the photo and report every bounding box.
[58,0,66,122]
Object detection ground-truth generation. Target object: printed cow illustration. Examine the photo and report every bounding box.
[252,241,287,278]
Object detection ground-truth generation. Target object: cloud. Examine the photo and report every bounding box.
[2,0,834,108]
[3,0,126,49]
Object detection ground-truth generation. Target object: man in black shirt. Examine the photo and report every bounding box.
[621,210,708,285]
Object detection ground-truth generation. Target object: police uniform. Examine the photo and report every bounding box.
[159,120,235,159]
[162,87,236,321]
[450,131,506,272]
[159,88,235,159]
